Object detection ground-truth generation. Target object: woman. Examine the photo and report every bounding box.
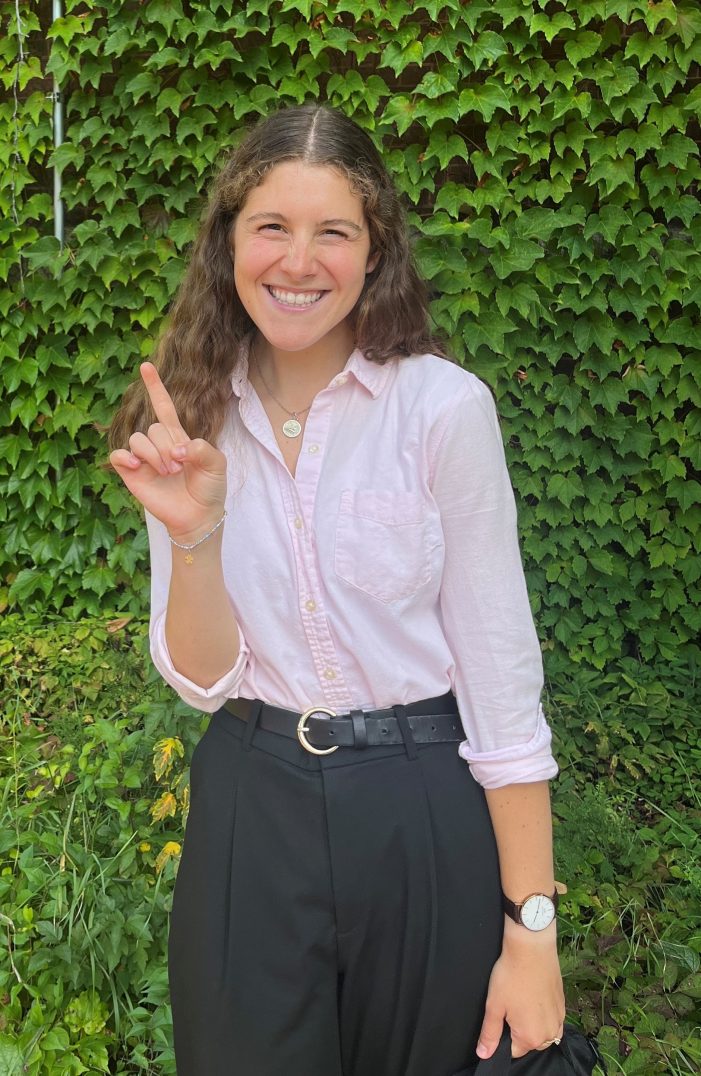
[109,105,565,1076]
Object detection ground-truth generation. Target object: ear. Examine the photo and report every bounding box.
[366,250,381,274]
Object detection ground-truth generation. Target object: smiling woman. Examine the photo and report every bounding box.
[108,106,440,453]
[232,161,378,373]
[106,105,566,1076]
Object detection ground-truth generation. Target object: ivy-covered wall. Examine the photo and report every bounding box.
[2,0,700,678]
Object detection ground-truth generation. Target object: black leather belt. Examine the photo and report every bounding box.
[223,693,462,755]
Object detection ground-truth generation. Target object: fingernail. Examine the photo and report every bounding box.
[172,445,186,459]
[477,1043,490,1058]
[169,461,183,473]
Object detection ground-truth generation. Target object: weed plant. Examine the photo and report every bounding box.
[546,665,701,1075]
[0,616,201,1073]
[1,615,699,1073]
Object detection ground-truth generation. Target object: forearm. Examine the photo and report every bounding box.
[165,527,241,689]
[478,780,565,1057]
[484,780,557,948]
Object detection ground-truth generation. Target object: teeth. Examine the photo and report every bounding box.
[269,287,323,306]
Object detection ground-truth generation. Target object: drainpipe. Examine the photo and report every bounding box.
[52,0,64,247]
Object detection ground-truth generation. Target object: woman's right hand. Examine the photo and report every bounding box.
[109,362,228,542]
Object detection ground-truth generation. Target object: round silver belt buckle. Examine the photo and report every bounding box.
[297,706,339,755]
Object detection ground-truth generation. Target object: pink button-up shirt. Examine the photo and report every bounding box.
[146,348,559,789]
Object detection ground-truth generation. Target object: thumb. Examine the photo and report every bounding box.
[476,1011,505,1060]
[176,437,224,469]
[173,438,228,489]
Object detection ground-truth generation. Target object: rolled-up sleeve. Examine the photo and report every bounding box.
[145,510,249,712]
[430,377,559,789]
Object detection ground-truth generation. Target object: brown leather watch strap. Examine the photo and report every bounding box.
[502,888,560,924]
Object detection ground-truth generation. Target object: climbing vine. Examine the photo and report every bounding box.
[1,0,700,675]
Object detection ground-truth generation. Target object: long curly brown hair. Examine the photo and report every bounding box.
[108,104,445,449]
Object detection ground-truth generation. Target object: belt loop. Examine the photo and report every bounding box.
[393,704,418,761]
[350,709,368,750]
[242,699,263,752]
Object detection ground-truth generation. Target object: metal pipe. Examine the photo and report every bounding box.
[52,0,64,246]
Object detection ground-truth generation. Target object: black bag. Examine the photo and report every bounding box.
[454,1023,608,1075]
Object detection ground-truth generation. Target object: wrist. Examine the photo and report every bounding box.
[502,915,558,947]
[502,885,559,931]
[168,510,227,548]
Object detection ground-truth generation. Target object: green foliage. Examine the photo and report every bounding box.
[1,616,699,1072]
[1,6,700,669]
[553,780,701,1075]
[547,658,701,1072]
[545,656,701,803]
[0,615,203,1073]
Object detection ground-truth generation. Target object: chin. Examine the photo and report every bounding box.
[258,324,335,353]
[259,332,317,353]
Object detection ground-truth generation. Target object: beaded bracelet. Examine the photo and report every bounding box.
[168,511,227,564]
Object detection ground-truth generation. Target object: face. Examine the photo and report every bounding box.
[232,161,379,358]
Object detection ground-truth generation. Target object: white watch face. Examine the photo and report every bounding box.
[521,894,556,930]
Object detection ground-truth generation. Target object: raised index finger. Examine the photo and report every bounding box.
[140,362,189,441]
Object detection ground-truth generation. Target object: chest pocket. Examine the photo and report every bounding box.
[334,489,432,603]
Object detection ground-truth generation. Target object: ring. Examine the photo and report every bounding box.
[541,1037,562,1048]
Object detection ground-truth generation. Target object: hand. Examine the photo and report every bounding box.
[476,920,566,1060]
[109,362,227,541]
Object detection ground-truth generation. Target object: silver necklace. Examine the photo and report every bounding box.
[252,351,314,439]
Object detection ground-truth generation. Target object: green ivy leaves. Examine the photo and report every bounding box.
[1,0,699,678]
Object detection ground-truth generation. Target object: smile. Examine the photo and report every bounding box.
[266,285,327,308]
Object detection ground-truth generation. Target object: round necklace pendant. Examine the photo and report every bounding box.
[282,418,302,438]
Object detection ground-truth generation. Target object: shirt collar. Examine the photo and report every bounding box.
[230,339,393,401]
[344,348,393,399]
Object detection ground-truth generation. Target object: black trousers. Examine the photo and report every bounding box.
[169,701,504,1076]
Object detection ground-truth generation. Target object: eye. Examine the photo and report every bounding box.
[322,229,347,238]
[259,222,285,232]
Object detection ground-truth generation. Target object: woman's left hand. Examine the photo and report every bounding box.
[475,919,566,1060]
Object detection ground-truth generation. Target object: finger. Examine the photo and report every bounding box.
[532,1013,565,1053]
[110,448,142,473]
[182,437,224,471]
[140,362,190,443]
[476,1011,505,1060]
[147,422,185,473]
[511,1024,565,1058]
[535,1024,565,1052]
[109,448,162,492]
[129,431,171,477]
[508,1031,536,1059]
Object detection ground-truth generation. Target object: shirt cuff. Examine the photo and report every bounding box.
[149,610,249,713]
[458,706,560,789]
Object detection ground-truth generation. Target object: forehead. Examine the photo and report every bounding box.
[243,161,365,218]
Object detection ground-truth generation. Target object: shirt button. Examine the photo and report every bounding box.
[323,668,336,680]
[305,599,317,612]
[308,444,319,454]
[293,517,303,529]
[336,373,349,385]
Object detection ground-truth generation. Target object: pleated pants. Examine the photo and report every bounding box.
[168,701,504,1076]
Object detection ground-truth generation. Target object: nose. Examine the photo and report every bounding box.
[279,236,317,278]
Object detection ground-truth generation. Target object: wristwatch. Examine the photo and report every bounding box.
[502,888,559,931]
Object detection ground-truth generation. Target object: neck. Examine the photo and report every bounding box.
[251,325,354,406]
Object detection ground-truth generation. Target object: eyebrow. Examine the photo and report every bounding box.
[246,212,363,233]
